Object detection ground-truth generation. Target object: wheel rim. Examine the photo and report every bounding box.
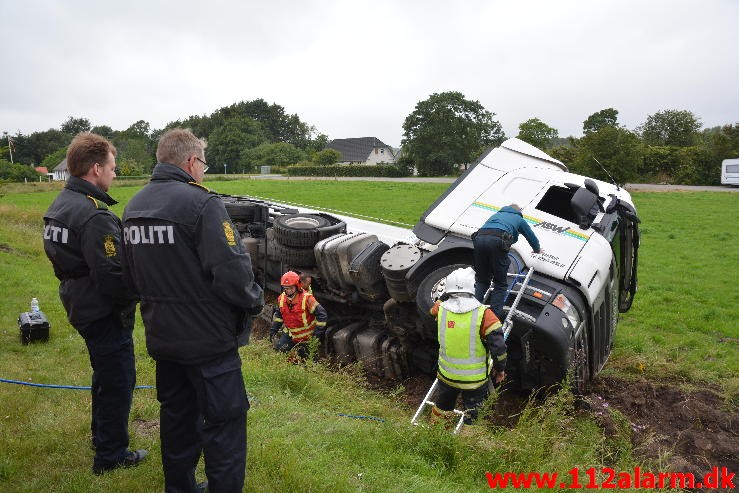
[283,217,322,229]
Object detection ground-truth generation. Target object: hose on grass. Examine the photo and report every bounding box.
[0,377,153,390]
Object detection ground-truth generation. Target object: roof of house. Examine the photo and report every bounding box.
[53,159,67,171]
[325,137,391,162]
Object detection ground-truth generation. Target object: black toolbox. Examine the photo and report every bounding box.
[18,311,50,344]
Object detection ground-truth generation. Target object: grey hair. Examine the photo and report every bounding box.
[156,128,207,167]
[509,203,521,211]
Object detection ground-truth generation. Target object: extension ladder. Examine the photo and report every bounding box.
[410,267,536,433]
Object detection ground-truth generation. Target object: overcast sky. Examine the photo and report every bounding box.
[1,0,737,147]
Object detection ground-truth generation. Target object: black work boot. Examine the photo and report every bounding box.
[93,449,148,475]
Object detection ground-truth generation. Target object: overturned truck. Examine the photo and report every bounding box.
[223,138,640,392]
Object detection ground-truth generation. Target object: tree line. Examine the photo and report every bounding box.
[400,92,738,185]
[2,93,737,184]
[0,99,331,179]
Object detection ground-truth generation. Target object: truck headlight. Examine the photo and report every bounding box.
[552,294,581,328]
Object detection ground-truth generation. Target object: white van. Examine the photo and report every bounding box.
[721,158,739,186]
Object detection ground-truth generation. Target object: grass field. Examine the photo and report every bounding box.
[0,179,736,492]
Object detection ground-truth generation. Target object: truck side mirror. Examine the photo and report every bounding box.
[571,187,599,229]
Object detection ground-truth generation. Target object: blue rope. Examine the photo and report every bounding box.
[336,413,385,423]
[0,378,153,390]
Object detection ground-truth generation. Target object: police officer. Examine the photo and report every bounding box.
[429,267,506,425]
[270,271,327,359]
[472,204,542,319]
[122,128,263,493]
[43,132,147,474]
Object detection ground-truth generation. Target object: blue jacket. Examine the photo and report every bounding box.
[479,206,541,253]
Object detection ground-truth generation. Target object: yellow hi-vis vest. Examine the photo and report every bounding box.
[437,305,489,389]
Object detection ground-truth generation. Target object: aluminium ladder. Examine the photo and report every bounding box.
[410,267,536,434]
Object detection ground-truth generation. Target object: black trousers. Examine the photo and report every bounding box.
[434,379,489,424]
[472,234,511,319]
[79,312,136,469]
[156,350,249,493]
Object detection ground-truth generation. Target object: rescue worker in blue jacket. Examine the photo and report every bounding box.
[122,128,263,493]
[430,267,506,425]
[472,204,542,319]
[43,132,147,474]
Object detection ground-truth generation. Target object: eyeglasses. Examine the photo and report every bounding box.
[195,156,209,173]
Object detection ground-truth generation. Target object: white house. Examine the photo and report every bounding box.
[52,158,70,181]
[324,137,397,165]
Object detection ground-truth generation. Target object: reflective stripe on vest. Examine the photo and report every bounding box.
[437,305,489,388]
[278,291,316,342]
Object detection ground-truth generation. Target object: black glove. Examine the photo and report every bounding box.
[269,330,277,342]
[247,304,264,316]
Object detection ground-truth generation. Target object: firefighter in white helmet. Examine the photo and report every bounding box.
[429,267,507,425]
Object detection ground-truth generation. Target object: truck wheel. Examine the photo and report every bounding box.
[274,242,316,267]
[569,327,590,396]
[274,214,331,248]
[415,264,470,336]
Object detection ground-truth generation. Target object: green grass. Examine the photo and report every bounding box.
[0,180,736,492]
[607,192,739,402]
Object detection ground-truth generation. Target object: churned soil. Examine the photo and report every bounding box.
[399,374,738,476]
[589,377,738,478]
[250,311,737,474]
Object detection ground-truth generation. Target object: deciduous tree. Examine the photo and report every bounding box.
[60,116,91,136]
[583,108,619,135]
[206,117,267,173]
[312,149,341,166]
[517,118,558,150]
[402,91,505,176]
[571,126,643,184]
[240,142,306,172]
[638,109,702,146]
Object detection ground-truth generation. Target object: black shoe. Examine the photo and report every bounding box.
[93,449,148,475]
[196,481,209,492]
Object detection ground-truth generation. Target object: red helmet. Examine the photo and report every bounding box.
[280,271,301,287]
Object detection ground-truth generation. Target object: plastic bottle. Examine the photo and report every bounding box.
[31,297,40,316]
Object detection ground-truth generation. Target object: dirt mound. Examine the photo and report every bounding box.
[590,377,738,476]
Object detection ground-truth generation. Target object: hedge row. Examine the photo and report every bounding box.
[640,145,718,185]
[286,164,410,177]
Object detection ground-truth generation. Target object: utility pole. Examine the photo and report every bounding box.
[7,135,14,163]
[224,162,227,175]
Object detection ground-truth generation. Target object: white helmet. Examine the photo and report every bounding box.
[444,267,476,296]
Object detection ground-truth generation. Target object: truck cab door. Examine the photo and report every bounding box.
[616,201,640,312]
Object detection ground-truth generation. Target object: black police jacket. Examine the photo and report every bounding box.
[122,163,264,364]
[43,176,134,328]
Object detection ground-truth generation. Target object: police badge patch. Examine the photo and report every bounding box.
[103,235,117,257]
[223,221,236,246]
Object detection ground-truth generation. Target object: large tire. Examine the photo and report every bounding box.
[266,228,316,267]
[273,214,331,248]
[415,264,470,336]
[275,243,316,268]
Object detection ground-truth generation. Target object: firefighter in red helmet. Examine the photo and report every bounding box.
[270,271,327,358]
